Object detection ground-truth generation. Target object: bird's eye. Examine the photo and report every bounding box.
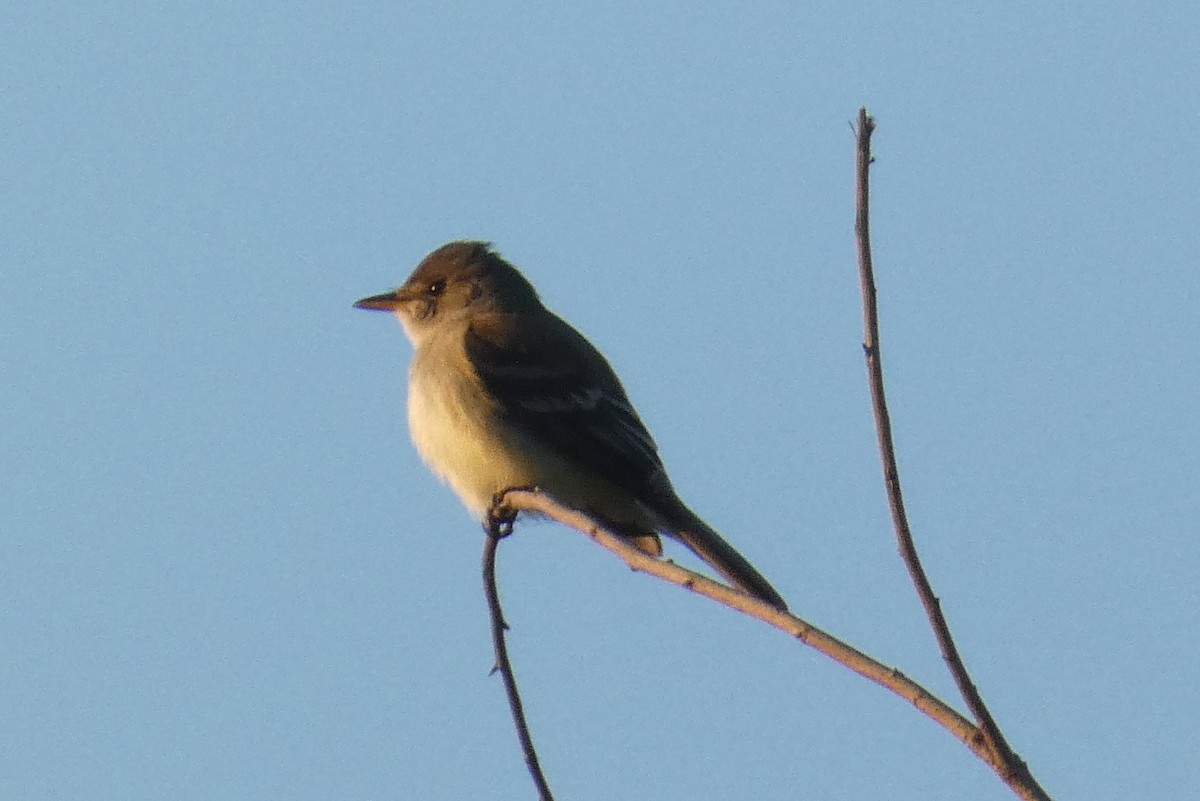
[427,279,447,297]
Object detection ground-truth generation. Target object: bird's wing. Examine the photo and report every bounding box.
[464,312,667,500]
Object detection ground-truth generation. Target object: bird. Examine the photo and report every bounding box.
[354,240,787,610]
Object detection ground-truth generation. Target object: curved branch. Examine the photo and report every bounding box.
[482,511,555,801]
[853,107,1049,801]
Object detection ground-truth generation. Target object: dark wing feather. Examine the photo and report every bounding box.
[464,312,666,500]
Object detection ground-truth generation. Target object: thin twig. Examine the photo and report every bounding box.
[496,489,981,753]
[853,107,1049,801]
[483,508,555,801]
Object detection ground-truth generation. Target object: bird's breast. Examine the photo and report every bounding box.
[406,350,536,519]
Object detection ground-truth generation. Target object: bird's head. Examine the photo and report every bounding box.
[354,240,542,343]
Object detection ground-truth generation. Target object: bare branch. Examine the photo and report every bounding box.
[853,106,1050,801]
[483,507,555,801]
[496,489,981,752]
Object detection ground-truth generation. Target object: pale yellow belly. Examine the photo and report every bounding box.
[407,362,653,528]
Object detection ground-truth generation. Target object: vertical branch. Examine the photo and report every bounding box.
[853,108,1049,801]
[483,511,556,801]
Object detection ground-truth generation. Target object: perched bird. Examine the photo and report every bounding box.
[355,241,786,609]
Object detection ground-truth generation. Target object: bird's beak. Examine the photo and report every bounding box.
[353,291,403,312]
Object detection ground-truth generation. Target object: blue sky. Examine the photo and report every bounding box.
[3,3,1197,799]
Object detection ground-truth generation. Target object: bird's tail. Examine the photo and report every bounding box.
[669,507,788,610]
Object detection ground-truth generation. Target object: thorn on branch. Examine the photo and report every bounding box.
[480,497,556,800]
